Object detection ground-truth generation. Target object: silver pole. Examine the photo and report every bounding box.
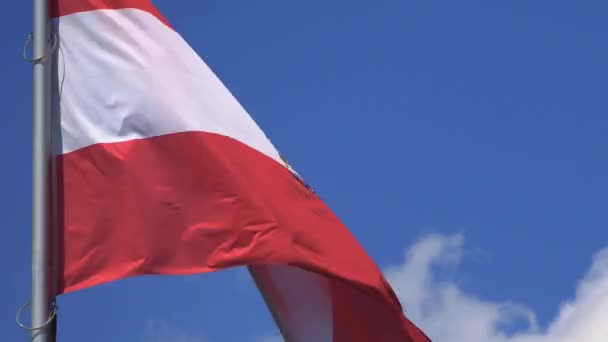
[31,0,54,341]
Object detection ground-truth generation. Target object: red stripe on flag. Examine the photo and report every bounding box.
[57,131,430,342]
[50,0,170,26]
[331,278,430,341]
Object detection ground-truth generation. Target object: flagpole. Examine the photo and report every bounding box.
[31,0,55,341]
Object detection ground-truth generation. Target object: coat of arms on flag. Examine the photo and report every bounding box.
[280,154,317,196]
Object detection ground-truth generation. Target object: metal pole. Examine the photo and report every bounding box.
[31,0,54,341]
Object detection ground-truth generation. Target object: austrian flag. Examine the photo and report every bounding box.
[51,1,430,341]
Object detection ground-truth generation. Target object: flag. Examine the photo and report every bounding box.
[51,1,430,341]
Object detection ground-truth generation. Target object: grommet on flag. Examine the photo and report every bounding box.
[15,301,57,332]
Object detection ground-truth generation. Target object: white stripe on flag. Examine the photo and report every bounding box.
[55,8,280,163]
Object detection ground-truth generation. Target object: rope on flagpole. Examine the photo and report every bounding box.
[16,301,57,331]
[23,31,58,64]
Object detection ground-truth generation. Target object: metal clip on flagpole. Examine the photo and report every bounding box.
[16,302,58,332]
[23,31,58,64]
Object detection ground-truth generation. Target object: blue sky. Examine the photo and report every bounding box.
[2,1,608,341]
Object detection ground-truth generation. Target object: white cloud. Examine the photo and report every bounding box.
[144,234,608,342]
[386,233,608,342]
